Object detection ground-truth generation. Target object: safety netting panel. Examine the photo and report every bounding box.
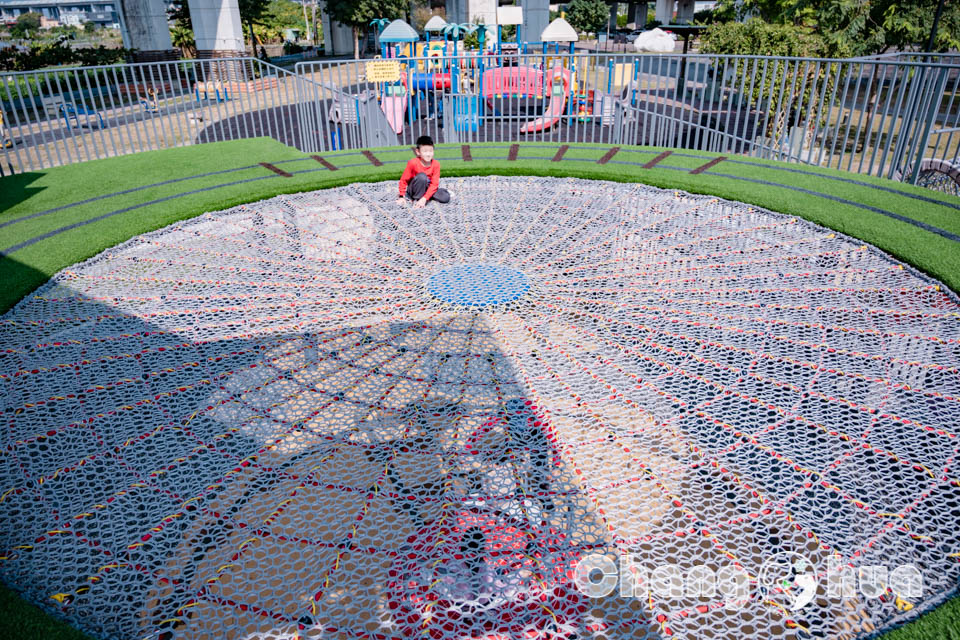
[1,176,959,640]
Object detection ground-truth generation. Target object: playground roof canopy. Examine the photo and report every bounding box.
[424,15,448,32]
[541,17,578,42]
[497,6,523,25]
[379,19,420,43]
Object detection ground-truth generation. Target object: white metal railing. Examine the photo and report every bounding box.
[2,52,958,191]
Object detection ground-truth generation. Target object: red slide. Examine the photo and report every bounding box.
[520,67,571,133]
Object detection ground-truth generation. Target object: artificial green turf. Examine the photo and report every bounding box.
[882,595,960,640]
[1,139,959,639]
[0,138,305,225]
[0,583,93,640]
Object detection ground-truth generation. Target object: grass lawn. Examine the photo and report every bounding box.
[1,139,959,639]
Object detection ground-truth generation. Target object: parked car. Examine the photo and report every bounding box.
[625,29,644,43]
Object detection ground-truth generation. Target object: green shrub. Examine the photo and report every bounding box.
[693,9,716,25]
[700,18,827,58]
[0,36,132,72]
[282,40,304,55]
[700,19,838,141]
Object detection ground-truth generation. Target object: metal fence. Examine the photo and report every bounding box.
[2,52,958,191]
[0,58,303,175]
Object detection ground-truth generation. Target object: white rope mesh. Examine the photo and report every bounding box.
[1,176,959,640]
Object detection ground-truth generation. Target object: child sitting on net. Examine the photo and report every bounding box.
[396,135,451,208]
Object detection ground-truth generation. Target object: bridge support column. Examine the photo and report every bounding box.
[118,0,178,62]
[630,1,649,28]
[187,0,247,79]
[187,0,245,59]
[655,0,673,24]
[520,0,549,46]
[320,2,354,56]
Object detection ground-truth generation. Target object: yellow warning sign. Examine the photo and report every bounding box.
[365,60,401,82]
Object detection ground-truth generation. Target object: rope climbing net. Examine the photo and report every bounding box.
[1,176,959,640]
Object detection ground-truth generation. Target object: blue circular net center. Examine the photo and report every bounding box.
[427,264,530,307]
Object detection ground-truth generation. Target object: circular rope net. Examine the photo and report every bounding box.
[1,176,959,640]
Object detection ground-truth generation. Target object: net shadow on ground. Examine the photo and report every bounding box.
[0,255,648,640]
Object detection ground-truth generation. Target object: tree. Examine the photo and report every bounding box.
[83,21,97,35]
[259,0,310,43]
[51,24,79,40]
[170,24,196,57]
[239,0,271,58]
[411,4,434,32]
[10,12,42,39]
[700,17,827,58]
[565,0,609,36]
[325,0,408,58]
[713,0,960,56]
[701,19,833,142]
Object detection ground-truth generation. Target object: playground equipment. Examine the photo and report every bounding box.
[368,17,476,133]
[476,19,579,134]
[407,71,452,91]
[481,65,573,133]
[0,109,11,149]
[347,15,613,139]
[496,5,524,55]
[396,41,449,71]
[423,14,447,41]
[527,67,571,133]
[7,176,960,638]
[893,158,960,195]
[381,84,407,135]
[375,20,420,133]
[323,81,397,148]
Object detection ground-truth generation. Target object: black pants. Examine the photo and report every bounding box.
[406,172,450,203]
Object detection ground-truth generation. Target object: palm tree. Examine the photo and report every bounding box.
[370,18,391,54]
[473,23,490,51]
[442,22,471,57]
[170,25,195,58]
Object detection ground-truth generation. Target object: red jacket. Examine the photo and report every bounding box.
[398,157,440,200]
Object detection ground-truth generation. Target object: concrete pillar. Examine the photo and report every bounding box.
[631,1,649,28]
[320,2,354,56]
[320,7,332,54]
[520,0,548,45]
[655,0,673,24]
[119,0,178,62]
[187,0,245,58]
[608,1,618,31]
[445,0,464,25]
[186,0,246,80]
[459,0,498,50]
[676,0,694,23]
[468,0,497,32]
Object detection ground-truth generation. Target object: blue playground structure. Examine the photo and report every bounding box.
[347,15,613,141]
